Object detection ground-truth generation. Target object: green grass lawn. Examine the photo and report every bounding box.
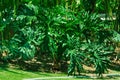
[0,67,66,80]
[0,66,120,80]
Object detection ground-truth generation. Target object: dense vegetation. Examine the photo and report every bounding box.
[0,0,120,78]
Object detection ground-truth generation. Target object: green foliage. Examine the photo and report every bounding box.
[68,50,84,76]
[0,2,40,61]
[111,30,120,42]
[0,0,119,77]
[64,34,85,75]
[86,43,111,77]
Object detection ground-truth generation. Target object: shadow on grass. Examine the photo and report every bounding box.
[0,68,24,75]
[108,61,120,71]
[27,71,53,76]
[0,63,24,75]
[106,74,120,79]
[68,73,120,80]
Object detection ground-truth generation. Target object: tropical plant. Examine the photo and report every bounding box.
[0,2,40,61]
[86,43,111,77]
[64,34,85,76]
[0,0,119,77]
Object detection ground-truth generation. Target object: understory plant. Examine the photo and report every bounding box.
[86,43,111,77]
[0,1,115,77]
[64,34,85,76]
